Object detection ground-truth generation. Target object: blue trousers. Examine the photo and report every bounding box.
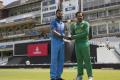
[50,40,64,79]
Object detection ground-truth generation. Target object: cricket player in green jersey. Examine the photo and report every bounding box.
[70,12,93,80]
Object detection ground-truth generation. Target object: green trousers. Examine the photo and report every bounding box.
[75,41,92,77]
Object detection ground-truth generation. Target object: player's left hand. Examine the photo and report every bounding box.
[64,36,73,40]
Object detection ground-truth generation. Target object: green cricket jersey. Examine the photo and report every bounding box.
[70,20,93,77]
[70,20,89,42]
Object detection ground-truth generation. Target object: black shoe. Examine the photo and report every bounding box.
[57,78,64,80]
[51,78,56,80]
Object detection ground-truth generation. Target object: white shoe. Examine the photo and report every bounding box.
[88,77,93,80]
[76,76,82,80]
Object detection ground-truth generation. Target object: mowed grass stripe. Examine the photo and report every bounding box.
[0,69,120,80]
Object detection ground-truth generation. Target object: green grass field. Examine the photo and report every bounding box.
[0,68,120,80]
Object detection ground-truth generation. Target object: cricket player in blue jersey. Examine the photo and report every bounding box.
[50,9,65,80]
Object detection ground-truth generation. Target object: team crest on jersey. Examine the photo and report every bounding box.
[75,28,83,33]
[75,23,83,33]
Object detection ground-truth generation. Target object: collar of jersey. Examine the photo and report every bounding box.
[76,20,85,25]
[55,18,62,23]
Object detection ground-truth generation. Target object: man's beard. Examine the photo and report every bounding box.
[78,18,82,22]
[57,16,63,20]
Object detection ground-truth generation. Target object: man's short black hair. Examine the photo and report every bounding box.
[75,11,84,17]
[56,9,63,14]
